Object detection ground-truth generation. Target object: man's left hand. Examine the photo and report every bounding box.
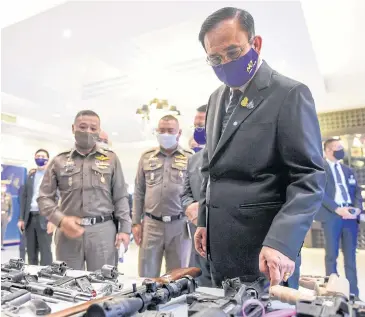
[259,246,295,286]
[115,232,130,249]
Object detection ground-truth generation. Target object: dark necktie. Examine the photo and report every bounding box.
[334,163,349,203]
[221,89,242,134]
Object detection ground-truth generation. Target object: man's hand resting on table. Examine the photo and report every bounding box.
[259,246,295,286]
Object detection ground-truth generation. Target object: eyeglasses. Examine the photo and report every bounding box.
[206,42,252,66]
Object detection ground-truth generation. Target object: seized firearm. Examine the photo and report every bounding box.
[1,258,25,273]
[85,276,196,317]
[47,275,96,295]
[47,267,202,317]
[37,261,71,280]
[87,264,124,290]
[187,277,270,317]
[270,274,365,317]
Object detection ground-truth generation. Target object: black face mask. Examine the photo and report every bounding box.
[333,149,345,160]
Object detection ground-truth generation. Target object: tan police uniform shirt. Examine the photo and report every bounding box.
[37,146,131,233]
[132,146,193,224]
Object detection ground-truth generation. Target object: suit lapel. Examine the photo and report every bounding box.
[211,61,272,162]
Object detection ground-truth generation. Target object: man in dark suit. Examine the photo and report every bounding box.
[194,7,326,287]
[182,105,211,287]
[315,138,362,298]
[18,149,53,265]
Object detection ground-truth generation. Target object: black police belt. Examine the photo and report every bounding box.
[144,212,183,223]
[80,215,113,226]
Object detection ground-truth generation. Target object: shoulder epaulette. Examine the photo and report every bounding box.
[142,147,158,156]
[56,149,72,157]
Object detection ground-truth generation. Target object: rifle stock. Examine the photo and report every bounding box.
[47,267,202,317]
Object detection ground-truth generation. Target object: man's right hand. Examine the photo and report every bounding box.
[59,216,85,239]
[17,220,25,232]
[335,207,357,220]
[186,202,199,224]
[132,224,142,246]
[194,227,207,258]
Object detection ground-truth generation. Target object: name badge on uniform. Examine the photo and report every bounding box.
[348,175,356,185]
[179,171,183,178]
[68,177,73,187]
[151,172,155,181]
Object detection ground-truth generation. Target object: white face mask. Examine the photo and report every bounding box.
[156,133,178,149]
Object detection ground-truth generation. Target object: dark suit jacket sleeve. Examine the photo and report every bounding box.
[181,157,195,213]
[19,180,28,221]
[352,168,363,211]
[263,84,326,261]
[322,191,339,213]
[197,145,209,227]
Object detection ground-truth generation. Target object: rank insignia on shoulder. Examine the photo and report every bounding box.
[95,155,109,161]
[241,97,249,107]
[175,154,187,160]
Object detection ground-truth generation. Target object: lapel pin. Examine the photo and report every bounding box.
[247,101,255,109]
[241,97,249,107]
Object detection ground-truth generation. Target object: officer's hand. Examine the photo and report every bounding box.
[335,207,357,220]
[59,216,85,239]
[132,224,142,246]
[17,220,25,232]
[259,246,295,286]
[186,202,199,224]
[351,208,362,217]
[47,222,56,234]
[194,227,207,258]
[115,232,130,249]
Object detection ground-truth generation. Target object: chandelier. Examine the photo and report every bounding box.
[136,98,181,136]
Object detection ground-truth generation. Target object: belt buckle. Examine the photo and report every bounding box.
[81,218,93,226]
[162,216,171,223]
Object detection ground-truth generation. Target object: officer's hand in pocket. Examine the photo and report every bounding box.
[132,224,142,246]
[60,216,85,239]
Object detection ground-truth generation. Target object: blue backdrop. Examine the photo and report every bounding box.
[1,164,27,244]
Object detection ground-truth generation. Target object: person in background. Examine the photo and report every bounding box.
[132,115,193,277]
[182,105,211,286]
[18,149,53,265]
[315,138,363,299]
[194,7,325,288]
[37,110,131,271]
[1,181,13,250]
[97,130,110,150]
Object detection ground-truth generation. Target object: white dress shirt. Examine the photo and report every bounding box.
[326,159,352,205]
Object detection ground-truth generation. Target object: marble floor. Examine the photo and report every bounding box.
[1,243,364,299]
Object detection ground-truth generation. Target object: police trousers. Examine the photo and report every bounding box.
[55,220,116,271]
[138,216,191,278]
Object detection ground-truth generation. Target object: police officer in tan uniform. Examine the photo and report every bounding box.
[132,115,193,277]
[38,110,131,271]
[1,181,13,250]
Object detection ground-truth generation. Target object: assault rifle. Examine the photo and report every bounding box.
[85,275,196,317]
[187,277,270,317]
[47,267,202,317]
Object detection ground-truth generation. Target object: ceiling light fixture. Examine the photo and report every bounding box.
[135,98,181,135]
